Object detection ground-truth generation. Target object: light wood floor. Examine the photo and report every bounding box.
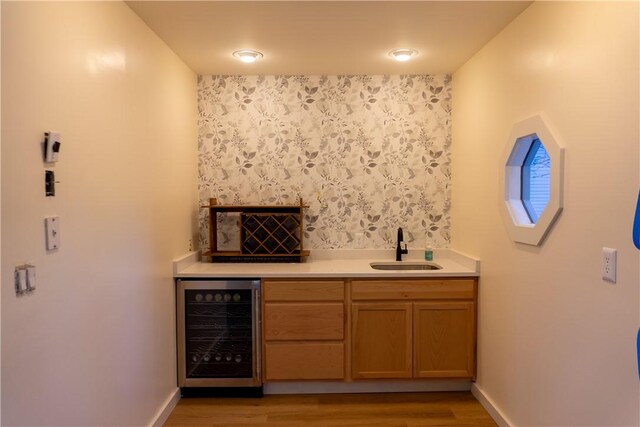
[164,392,497,427]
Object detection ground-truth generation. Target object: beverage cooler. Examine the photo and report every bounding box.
[176,279,261,392]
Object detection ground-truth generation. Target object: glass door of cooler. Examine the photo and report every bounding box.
[176,279,261,387]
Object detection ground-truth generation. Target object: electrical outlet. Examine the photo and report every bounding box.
[355,232,365,249]
[602,247,617,283]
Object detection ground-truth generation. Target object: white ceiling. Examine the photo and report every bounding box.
[127,1,532,75]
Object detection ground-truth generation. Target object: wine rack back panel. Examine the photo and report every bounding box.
[241,213,301,255]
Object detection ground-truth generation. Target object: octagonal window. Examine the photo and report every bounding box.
[522,138,550,223]
[500,115,564,246]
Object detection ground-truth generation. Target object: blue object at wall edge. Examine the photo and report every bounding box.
[634,190,640,379]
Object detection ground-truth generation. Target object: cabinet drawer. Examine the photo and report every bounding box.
[265,342,344,380]
[351,279,475,301]
[263,280,345,302]
[264,303,344,340]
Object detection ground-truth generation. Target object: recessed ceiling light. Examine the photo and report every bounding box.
[232,50,263,63]
[389,48,418,62]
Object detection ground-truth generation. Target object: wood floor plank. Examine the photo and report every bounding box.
[267,408,454,422]
[163,392,496,427]
[204,422,409,427]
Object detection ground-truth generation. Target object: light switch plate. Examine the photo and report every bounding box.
[15,268,26,294]
[602,247,617,283]
[26,265,36,291]
[45,216,60,251]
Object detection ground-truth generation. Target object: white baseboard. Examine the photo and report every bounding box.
[149,387,180,427]
[264,380,472,395]
[471,383,512,427]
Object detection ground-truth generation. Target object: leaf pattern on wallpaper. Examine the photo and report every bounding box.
[197,74,452,251]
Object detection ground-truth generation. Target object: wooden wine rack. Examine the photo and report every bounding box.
[202,198,310,263]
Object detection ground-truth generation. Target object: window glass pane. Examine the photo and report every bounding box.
[522,139,550,223]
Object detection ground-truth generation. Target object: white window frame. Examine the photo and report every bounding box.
[500,114,565,246]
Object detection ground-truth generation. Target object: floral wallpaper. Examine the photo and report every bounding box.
[198,75,451,251]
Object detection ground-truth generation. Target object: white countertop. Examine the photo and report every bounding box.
[173,249,479,278]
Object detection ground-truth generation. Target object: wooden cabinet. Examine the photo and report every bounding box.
[263,279,346,381]
[262,277,477,383]
[351,278,477,380]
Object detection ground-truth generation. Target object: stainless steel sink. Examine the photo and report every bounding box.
[369,262,442,271]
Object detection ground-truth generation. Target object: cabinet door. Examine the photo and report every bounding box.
[351,303,412,379]
[414,302,475,379]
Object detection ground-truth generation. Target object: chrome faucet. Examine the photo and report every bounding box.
[396,227,408,261]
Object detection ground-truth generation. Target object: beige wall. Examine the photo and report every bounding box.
[452,1,639,425]
[1,2,197,425]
